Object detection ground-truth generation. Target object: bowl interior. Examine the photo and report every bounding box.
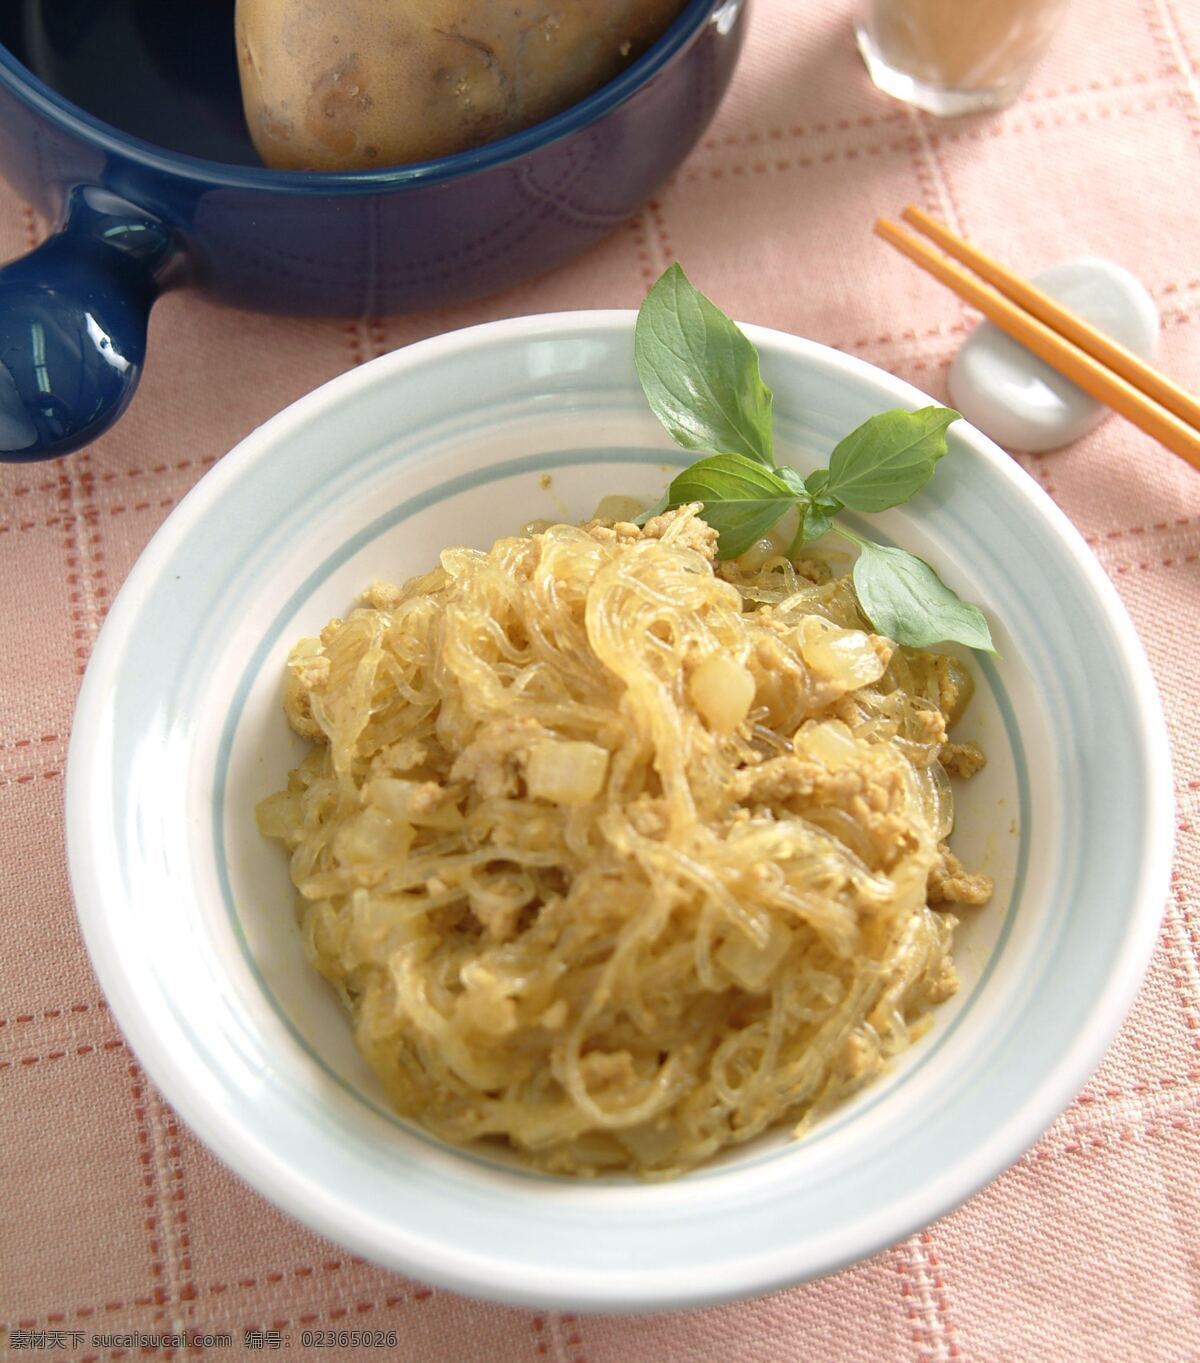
[1,0,255,163]
[219,440,1026,1177]
[67,312,1170,1310]
[0,0,723,175]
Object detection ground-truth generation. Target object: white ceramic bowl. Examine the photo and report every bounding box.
[66,312,1172,1312]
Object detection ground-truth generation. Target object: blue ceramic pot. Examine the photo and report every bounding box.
[0,0,746,461]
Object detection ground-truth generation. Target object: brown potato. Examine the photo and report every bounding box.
[235,0,690,171]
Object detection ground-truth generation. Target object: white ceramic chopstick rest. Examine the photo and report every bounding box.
[948,257,1159,453]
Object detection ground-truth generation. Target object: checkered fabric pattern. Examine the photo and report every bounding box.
[3,1,1199,1359]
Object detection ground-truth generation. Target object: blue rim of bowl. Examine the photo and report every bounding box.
[212,444,1030,1184]
[0,0,727,194]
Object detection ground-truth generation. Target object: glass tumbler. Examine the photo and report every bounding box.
[855,0,1071,116]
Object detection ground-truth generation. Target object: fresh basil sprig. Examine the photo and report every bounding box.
[634,262,775,466]
[846,536,995,652]
[824,406,958,511]
[634,264,995,653]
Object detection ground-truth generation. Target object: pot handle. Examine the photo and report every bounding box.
[0,186,176,462]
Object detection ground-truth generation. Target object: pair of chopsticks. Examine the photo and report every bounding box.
[875,206,1200,471]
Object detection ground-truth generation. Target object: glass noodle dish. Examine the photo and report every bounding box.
[257,269,995,1177]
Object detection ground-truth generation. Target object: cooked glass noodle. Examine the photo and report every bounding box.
[257,505,992,1177]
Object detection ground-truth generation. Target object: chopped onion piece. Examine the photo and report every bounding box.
[367,777,463,829]
[688,655,756,733]
[333,806,415,864]
[593,494,646,523]
[525,740,608,805]
[715,920,789,990]
[797,617,890,689]
[254,789,301,839]
[796,719,861,771]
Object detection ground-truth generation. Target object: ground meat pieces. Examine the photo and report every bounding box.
[932,654,974,725]
[639,504,720,560]
[578,1049,639,1092]
[734,753,917,872]
[448,716,547,800]
[940,741,986,779]
[283,643,330,740]
[923,953,959,1003]
[581,504,719,561]
[928,845,993,905]
[913,706,948,747]
[361,580,405,610]
[793,556,833,584]
[838,1030,880,1081]
[627,796,669,838]
[370,739,429,776]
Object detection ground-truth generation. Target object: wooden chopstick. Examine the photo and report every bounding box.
[901,204,1200,433]
[874,214,1200,472]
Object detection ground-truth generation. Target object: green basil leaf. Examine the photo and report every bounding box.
[777,465,808,495]
[635,264,775,466]
[824,407,960,512]
[799,498,838,543]
[784,493,840,558]
[851,540,995,651]
[667,454,796,559]
[779,467,841,545]
[805,468,830,496]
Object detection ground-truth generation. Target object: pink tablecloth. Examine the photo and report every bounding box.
[3,1,1200,1359]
